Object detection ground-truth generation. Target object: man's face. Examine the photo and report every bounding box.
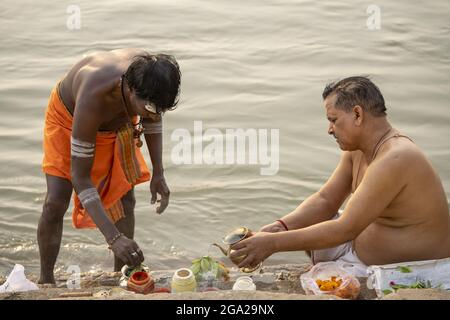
[324,95,358,151]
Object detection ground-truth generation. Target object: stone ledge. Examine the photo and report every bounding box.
[380,288,450,300]
[1,263,448,300]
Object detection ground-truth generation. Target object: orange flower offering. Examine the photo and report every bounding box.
[316,276,343,291]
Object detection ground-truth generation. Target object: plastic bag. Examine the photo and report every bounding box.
[300,262,361,299]
[367,257,450,298]
[0,264,39,293]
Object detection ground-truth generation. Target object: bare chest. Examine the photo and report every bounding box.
[98,96,129,131]
[351,153,367,193]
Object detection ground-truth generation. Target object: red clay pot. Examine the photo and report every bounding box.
[127,271,155,294]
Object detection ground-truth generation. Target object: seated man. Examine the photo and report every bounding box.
[231,76,450,274]
[38,48,181,284]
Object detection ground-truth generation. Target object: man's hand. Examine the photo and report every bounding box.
[260,221,286,233]
[229,232,276,269]
[110,235,144,267]
[150,174,170,214]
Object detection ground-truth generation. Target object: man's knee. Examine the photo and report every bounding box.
[42,196,70,223]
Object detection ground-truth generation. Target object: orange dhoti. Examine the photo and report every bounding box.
[42,85,150,229]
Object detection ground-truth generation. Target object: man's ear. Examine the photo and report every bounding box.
[353,105,363,126]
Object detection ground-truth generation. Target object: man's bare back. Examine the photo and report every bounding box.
[352,135,450,265]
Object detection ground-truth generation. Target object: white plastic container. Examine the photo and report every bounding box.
[366,257,450,298]
[232,276,256,291]
[171,268,197,293]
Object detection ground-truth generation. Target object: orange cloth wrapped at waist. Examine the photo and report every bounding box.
[42,85,150,229]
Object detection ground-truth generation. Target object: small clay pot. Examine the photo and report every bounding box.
[171,268,197,293]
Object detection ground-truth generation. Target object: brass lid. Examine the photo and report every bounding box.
[223,227,250,245]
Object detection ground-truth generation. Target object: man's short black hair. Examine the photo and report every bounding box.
[123,53,181,112]
[322,76,387,116]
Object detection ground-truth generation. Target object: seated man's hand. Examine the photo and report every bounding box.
[260,221,286,233]
[110,236,144,267]
[150,175,170,214]
[230,232,276,269]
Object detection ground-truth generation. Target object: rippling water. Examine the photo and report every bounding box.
[0,0,449,275]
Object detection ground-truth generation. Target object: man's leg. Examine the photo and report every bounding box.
[37,174,73,284]
[113,188,136,271]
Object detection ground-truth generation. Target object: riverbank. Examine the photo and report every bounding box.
[1,263,448,300]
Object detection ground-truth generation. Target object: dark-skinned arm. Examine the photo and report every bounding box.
[70,81,143,266]
[142,115,170,214]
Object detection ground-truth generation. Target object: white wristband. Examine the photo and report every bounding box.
[142,120,162,135]
[71,137,95,158]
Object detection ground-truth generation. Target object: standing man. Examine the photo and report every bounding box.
[38,48,181,284]
[230,76,450,273]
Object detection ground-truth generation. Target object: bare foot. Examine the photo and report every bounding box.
[38,276,56,286]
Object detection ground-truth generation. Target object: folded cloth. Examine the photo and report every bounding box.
[42,84,150,229]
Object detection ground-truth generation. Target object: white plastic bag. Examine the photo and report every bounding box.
[0,264,39,293]
[300,262,361,299]
[366,257,450,298]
